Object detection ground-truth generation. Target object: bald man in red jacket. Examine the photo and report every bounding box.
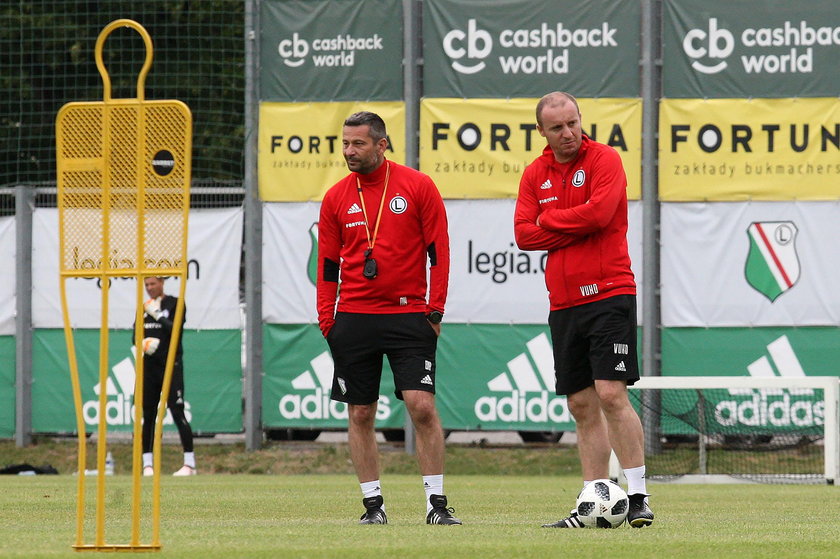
[515,92,654,529]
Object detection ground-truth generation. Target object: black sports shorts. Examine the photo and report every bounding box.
[548,294,639,396]
[326,312,438,405]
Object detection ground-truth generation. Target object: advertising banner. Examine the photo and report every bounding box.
[423,0,640,98]
[262,322,583,432]
[420,97,642,199]
[31,328,242,434]
[663,0,840,98]
[659,98,840,201]
[662,327,837,436]
[260,0,403,102]
[436,324,577,431]
[31,208,243,329]
[258,101,405,201]
[0,336,12,437]
[0,216,13,335]
[660,202,840,327]
[262,323,403,430]
[262,200,643,325]
[662,327,840,378]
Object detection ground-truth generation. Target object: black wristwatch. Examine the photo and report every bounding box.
[427,311,443,325]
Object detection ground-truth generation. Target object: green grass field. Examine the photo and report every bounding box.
[2,473,839,558]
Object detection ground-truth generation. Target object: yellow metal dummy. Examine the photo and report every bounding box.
[55,19,191,552]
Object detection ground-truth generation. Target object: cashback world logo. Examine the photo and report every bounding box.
[442,18,619,75]
[474,333,571,424]
[681,17,840,75]
[279,351,391,420]
[82,351,192,426]
[277,32,384,68]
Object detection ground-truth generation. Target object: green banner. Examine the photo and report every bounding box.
[260,0,403,101]
[263,323,645,432]
[262,323,404,429]
[423,0,640,98]
[659,327,839,435]
[436,324,575,431]
[662,327,840,377]
[663,0,840,98]
[0,336,13,438]
[31,329,242,434]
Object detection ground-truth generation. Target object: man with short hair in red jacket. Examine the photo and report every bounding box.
[514,92,654,529]
[317,111,461,526]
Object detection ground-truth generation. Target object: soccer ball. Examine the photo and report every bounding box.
[575,479,629,528]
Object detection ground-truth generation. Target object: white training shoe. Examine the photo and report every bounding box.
[143,466,154,477]
[173,465,197,476]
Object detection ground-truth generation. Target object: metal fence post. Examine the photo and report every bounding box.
[243,0,263,451]
[15,184,34,447]
[402,0,422,456]
[641,0,663,456]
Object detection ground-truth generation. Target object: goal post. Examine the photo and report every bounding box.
[614,375,839,485]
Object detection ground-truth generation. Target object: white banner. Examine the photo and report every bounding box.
[263,200,642,324]
[661,202,840,327]
[32,207,243,329]
[262,202,320,324]
[0,217,14,335]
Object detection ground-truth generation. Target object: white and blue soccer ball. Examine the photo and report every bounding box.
[575,479,629,528]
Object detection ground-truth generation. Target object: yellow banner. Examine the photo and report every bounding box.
[659,98,840,201]
[258,101,405,201]
[419,98,642,199]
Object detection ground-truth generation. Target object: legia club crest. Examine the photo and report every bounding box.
[745,221,800,302]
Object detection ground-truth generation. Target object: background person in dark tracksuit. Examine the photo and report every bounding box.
[136,276,196,476]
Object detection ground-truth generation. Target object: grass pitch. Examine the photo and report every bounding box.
[1,473,838,558]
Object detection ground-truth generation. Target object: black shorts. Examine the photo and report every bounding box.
[326,312,438,405]
[548,294,639,396]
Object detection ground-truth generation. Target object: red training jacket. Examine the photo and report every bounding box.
[514,135,636,310]
[317,159,450,336]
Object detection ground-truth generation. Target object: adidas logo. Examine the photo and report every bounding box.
[347,203,362,214]
[83,349,191,426]
[420,375,433,386]
[540,179,553,189]
[614,361,626,372]
[735,335,812,396]
[715,335,822,428]
[475,333,571,423]
[280,352,391,420]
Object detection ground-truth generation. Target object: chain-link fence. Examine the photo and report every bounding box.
[2,1,245,203]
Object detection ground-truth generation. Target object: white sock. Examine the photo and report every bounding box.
[624,465,648,497]
[184,452,196,469]
[143,452,153,468]
[423,474,444,513]
[360,480,384,511]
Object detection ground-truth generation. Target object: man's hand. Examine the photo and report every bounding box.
[142,337,160,356]
[320,319,335,339]
[144,297,162,320]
